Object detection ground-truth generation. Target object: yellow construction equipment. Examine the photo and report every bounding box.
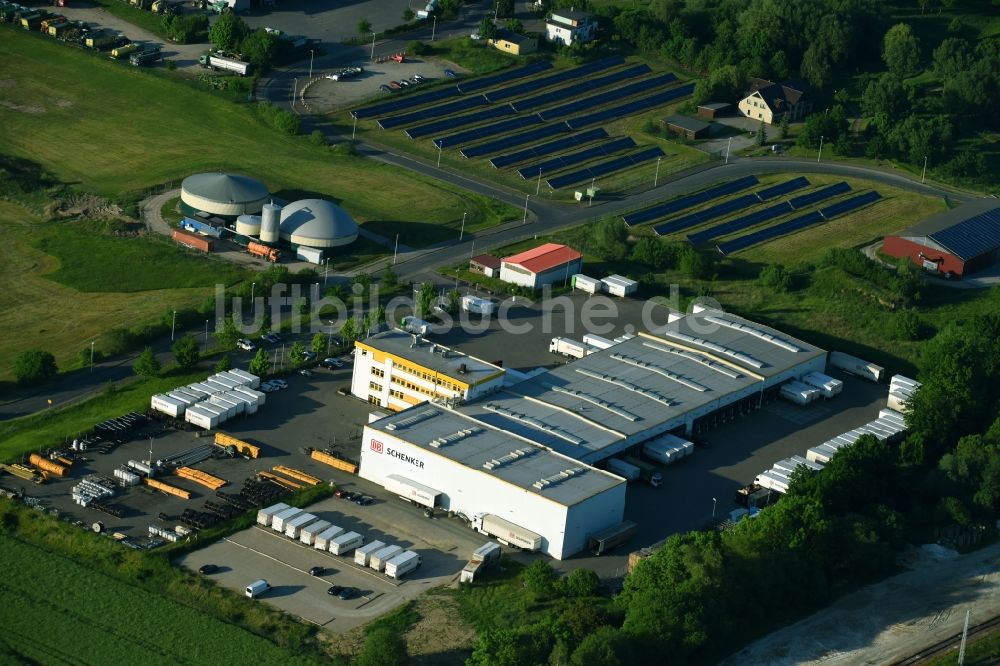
[257,471,302,490]
[29,453,68,477]
[176,466,226,490]
[214,432,260,458]
[272,465,321,486]
[1,463,44,485]
[143,477,191,499]
[310,450,358,474]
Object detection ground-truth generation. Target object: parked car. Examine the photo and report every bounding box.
[413,74,426,82]
[271,379,288,388]
[337,587,357,600]
[379,84,392,93]
[259,382,276,393]
[303,351,317,361]
[355,495,373,506]
[236,339,255,351]
[334,489,349,498]
[308,566,324,576]
[398,79,410,87]
[321,357,344,369]
[444,68,457,77]
[327,585,344,596]
[299,368,313,377]
[389,80,402,89]
[343,491,359,501]
[199,564,218,575]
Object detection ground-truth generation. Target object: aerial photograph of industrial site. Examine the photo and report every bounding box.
[1,0,999,663]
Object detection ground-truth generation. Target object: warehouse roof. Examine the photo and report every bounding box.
[358,329,504,385]
[367,403,624,507]
[471,254,502,269]
[503,243,582,274]
[664,114,710,133]
[456,309,825,462]
[892,199,1000,261]
[181,172,269,204]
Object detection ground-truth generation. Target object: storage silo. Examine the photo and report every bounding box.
[180,173,269,218]
[235,214,261,237]
[279,199,359,248]
[261,202,281,243]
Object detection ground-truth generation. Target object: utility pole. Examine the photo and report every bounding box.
[921,155,928,184]
[523,193,530,224]
[171,310,177,341]
[654,156,662,187]
[459,211,467,241]
[817,135,824,163]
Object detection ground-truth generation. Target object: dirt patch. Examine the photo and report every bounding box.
[0,79,15,88]
[406,590,476,666]
[55,99,73,108]
[0,99,45,114]
[51,193,126,220]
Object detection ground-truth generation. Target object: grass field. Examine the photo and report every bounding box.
[0,30,493,232]
[0,535,316,664]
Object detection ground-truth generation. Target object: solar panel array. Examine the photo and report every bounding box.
[512,64,653,114]
[565,83,695,130]
[378,95,487,129]
[460,123,570,158]
[623,176,759,226]
[490,128,609,169]
[352,87,459,119]
[927,205,1000,261]
[788,181,850,209]
[717,191,883,255]
[484,56,624,103]
[756,176,810,200]
[653,194,762,236]
[538,72,678,122]
[405,105,514,139]
[434,115,542,149]
[547,147,664,189]
[517,137,636,179]
[687,201,793,245]
[456,61,553,93]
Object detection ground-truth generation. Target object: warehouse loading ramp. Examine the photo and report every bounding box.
[310,450,358,474]
[384,474,441,508]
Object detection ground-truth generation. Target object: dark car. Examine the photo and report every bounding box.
[341,491,358,501]
[198,564,218,575]
[327,585,344,596]
[355,495,373,506]
[379,84,392,93]
[308,566,324,576]
[337,587,357,600]
[334,489,348,498]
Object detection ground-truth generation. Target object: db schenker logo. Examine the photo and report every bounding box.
[370,439,384,454]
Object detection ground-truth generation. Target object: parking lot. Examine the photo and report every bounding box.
[303,57,458,113]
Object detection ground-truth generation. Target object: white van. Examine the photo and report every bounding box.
[245,579,270,598]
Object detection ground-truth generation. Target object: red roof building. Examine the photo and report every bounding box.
[499,243,583,288]
[470,254,502,278]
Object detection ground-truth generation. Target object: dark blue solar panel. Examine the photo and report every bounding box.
[460,123,570,158]
[928,206,1000,261]
[405,105,514,139]
[484,56,625,102]
[352,86,459,119]
[512,64,654,114]
[434,115,542,149]
[652,194,761,236]
[518,137,635,179]
[820,191,882,219]
[565,83,695,130]
[687,202,794,245]
[789,182,851,209]
[623,175,759,226]
[717,211,825,255]
[756,176,810,201]
[490,129,609,168]
[378,95,488,129]
[456,61,553,93]
[538,72,678,121]
[547,147,664,189]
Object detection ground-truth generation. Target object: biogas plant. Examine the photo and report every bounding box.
[173,172,359,264]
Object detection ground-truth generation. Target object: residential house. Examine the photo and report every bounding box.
[488,29,538,56]
[738,78,811,125]
[545,9,597,46]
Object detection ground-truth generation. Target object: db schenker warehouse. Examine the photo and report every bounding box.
[358,309,826,559]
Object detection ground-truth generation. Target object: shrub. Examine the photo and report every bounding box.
[309,129,327,146]
[13,351,57,386]
[409,40,430,56]
[758,263,792,292]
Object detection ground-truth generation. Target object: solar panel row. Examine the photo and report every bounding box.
[405,105,515,139]
[460,122,570,158]
[819,191,882,218]
[456,61,553,93]
[484,56,625,103]
[512,64,654,114]
[716,211,825,255]
[623,175,759,226]
[687,201,793,245]
[788,181,851,209]
[537,71,677,122]
[517,137,636,179]
[489,128,609,168]
[756,176,810,200]
[717,190,883,255]
[434,114,543,149]
[565,82,695,130]
[652,194,761,236]
[928,205,1000,261]
[378,95,487,129]
[352,86,459,119]
[547,147,664,189]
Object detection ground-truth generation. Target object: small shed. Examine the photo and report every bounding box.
[470,254,502,278]
[601,275,638,297]
[697,102,732,119]
[663,114,711,140]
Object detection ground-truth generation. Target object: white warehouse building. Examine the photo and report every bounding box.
[360,404,626,560]
[499,243,583,289]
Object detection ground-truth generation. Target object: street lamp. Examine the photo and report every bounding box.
[204,319,209,350]
[251,282,256,308]
[817,134,824,163]
[393,233,399,264]
[523,193,530,224]
[323,258,329,287]
[712,497,717,520]
[431,15,437,41]
[536,169,542,195]
[921,155,928,184]
[90,340,95,372]
[170,310,177,341]
[309,49,314,79]
[725,136,732,164]
[292,78,298,107]
[654,156,662,187]
[437,142,443,167]
[370,32,377,62]
[459,211,467,241]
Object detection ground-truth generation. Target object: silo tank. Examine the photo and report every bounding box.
[236,214,262,237]
[261,203,281,243]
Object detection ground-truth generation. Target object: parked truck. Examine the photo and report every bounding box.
[111,42,138,58]
[622,456,663,488]
[130,48,162,67]
[369,544,404,572]
[314,525,345,551]
[199,53,253,77]
[605,457,640,482]
[829,351,884,382]
[642,434,693,466]
[299,520,332,546]
[588,520,638,556]
[471,513,542,551]
[256,502,290,526]
[247,241,280,262]
[548,337,592,359]
[329,531,364,555]
[385,550,421,579]
[354,540,385,567]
